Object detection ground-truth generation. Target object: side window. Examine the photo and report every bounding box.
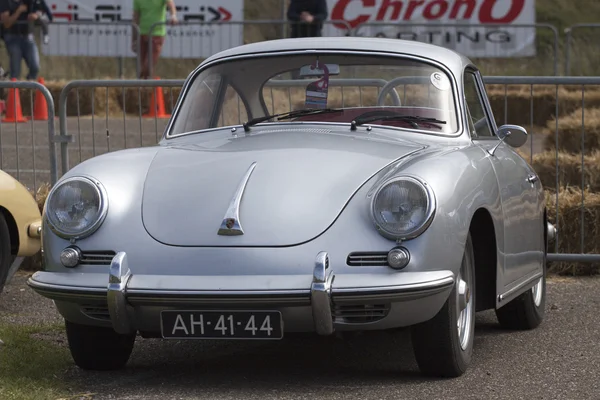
[463,71,493,138]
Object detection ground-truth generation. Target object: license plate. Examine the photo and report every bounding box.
[160,310,283,340]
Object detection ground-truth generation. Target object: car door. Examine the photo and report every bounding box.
[463,68,543,293]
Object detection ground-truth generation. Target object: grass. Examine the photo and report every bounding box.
[0,323,85,400]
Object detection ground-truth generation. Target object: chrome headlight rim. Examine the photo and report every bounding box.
[45,175,109,240]
[370,175,436,241]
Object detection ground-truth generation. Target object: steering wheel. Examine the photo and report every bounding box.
[376,76,433,107]
[377,80,402,107]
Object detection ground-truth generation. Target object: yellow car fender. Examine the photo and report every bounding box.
[0,170,42,257]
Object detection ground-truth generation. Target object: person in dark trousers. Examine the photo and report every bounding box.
[0,0,41,80]
[287,0,328,38]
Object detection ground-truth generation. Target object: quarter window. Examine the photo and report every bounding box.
[463,71,493,138]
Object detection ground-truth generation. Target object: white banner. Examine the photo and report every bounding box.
[323,0,537,58]
[43,0,244,58]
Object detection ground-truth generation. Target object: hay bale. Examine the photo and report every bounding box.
[529,151,600,192]
[543,107,600,154]
[546,187,600,276]
[486,86,600,129]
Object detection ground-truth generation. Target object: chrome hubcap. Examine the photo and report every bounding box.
[457,255,473,351]
[531,278,543,307]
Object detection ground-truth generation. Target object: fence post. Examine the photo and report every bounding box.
[565,27,572,76]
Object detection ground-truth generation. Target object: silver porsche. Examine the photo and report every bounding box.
[28,37,554,377]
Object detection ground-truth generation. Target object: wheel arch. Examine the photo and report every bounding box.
[0,206,19,255]
[469,207,497,312]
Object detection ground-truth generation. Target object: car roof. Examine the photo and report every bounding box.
[202,37,473,73]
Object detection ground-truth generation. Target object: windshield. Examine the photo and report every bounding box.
[168,53,460,137]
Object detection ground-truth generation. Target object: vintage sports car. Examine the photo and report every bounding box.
[28,37,554,377]
[0,169,42,293]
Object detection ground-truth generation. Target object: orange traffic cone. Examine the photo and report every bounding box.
[28,77,49,121]
[2,78,27,123]
[143,77,170,119]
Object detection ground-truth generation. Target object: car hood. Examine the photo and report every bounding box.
[142,128,424,247]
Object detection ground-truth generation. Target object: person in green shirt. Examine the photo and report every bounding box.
[132,0,178,79]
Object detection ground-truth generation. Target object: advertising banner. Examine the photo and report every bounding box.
[43,0,244,58]
[323,0,537,57]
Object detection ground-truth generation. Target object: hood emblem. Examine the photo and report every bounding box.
[218,162,257,236]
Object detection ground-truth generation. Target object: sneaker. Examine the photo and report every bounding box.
[43,35,49,44]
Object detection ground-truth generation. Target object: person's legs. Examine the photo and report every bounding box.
[3,34,23,80]
[22,36,40,80]
[138,35,150,79]
[149,36,165,79]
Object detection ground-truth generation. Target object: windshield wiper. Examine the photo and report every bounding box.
[350,115,447,131]
[242,108,343,132]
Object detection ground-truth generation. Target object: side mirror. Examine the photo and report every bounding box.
[497,124,527,148]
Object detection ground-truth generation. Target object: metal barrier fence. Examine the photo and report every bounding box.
[57,79,185,175]
[564,24,600,76]
[0,80,57,194]
[482,76,600,263]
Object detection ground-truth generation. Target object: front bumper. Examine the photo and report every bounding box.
[27,251,455,336]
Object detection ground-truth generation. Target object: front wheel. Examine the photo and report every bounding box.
[65,321,136,371]
[410,233,476,377]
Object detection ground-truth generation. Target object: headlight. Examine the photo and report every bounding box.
[371,176,436,240]
[45,176,108,240]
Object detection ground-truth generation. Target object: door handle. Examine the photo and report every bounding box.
[526,174,538,184]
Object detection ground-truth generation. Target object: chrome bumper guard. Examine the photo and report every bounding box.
[107,252,134,334]
[29,251,455,336]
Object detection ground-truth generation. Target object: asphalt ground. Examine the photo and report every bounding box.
[0,117,548,193]
[1,272,599,400]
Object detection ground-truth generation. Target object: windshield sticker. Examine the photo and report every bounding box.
[305,61,330,109]
[430,72,451,91]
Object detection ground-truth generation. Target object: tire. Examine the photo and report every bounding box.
[65,320,136,371]
[495,229,546,330]
[0,212,13,294]
[411,233,476,378]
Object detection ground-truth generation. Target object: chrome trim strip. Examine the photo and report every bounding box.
[310,251,335,335]
[164,50,464,141]
[126,289,311,296]
[27,270,454,309]
[217,162,257,236]
[128,296,310,307]
[498,271,543,303]
[27,278,107,295]
[107,252,135,334]
[370,175,437,241]
[332,276,455,303]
